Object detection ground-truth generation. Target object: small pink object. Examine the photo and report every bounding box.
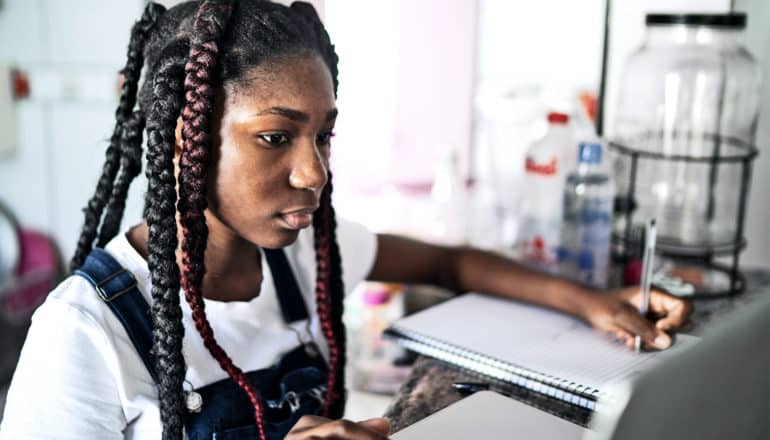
[624,258,643,286]
[2,229,58,321]
[363,288,390,306]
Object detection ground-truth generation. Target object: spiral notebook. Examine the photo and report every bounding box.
[384,293,697,410]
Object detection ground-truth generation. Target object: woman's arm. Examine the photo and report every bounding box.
[367,234,693,350]
[0,296,127,440]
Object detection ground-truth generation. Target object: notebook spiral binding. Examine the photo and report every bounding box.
[384,327,604,411]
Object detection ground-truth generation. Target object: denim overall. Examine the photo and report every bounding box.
[75,247,328,439]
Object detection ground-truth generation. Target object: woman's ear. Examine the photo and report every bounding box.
[174,116,184,161]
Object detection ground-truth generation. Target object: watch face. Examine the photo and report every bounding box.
[0,201,20,294]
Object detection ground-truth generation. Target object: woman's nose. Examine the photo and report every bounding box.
[288,140,328,191]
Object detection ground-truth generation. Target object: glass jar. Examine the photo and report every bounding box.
[609,13,761,252]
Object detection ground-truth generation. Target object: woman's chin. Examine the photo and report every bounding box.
[257,228,301,250]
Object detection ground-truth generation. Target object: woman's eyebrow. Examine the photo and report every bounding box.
[252,107,338,123]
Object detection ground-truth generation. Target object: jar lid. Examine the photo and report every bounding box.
[646,13,746,29]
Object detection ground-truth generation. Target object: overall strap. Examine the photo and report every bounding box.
[74,248,159,384]
[74,247,309,386]
[263,248,310,324]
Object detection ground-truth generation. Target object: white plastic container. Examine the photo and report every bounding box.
[517,112,573,272]
[428,144,467,245]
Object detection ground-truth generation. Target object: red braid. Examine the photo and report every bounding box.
[177,1,347,434]
[313,180,344,416]
[177,1,267,439]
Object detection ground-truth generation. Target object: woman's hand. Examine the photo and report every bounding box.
[286,416,391,439]
[580,286,693,350]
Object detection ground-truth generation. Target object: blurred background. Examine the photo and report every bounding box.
[0,0,768,421]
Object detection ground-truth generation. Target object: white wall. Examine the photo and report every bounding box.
[0,0,146,261]
[324,0,478,235]
[326,0,477,190]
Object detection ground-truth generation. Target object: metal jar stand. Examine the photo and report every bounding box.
[608,133,758,298]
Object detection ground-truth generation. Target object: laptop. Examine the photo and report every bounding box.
[391,295,770,440]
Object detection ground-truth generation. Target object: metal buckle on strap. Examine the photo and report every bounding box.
[309,385,326,405]
[284,391,301,413]
[95,269,138,302]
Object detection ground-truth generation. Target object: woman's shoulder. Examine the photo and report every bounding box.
[43,266,129,330]
[21,251,154,389]
[22,275,123,376]
[53,231,152,313]
[41,235,151,337]
[1,276,131,439]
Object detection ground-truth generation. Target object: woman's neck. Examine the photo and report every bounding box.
[126,215,263,302]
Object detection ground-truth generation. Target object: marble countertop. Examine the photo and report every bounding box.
[383,269,770,433]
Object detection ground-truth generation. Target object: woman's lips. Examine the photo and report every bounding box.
[279,208,315,230]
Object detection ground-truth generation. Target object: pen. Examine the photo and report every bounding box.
[635,219,656,353]
[452,382,490,396]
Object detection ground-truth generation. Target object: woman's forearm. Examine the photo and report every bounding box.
[368,234,597,321]
[442,246,596,320]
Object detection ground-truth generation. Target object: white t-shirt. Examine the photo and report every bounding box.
[0,218,377,440]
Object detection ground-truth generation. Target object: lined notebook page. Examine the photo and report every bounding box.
[391,293,697,391]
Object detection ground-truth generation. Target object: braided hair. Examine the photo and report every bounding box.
[70,2,345,439]
[71,2,166,269]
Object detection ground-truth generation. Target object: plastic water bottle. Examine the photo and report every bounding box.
[560,142,614,288]
[429,144,467,245]
[517,112,573,272]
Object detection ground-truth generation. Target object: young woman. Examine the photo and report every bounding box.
[0,1,692,439]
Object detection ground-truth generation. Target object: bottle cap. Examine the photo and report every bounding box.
[578,142,602,164]
[578,250,595,271]
[547,112,569,124]
[363,288,390,306]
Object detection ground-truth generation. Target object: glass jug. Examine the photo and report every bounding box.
[610,13,761,252]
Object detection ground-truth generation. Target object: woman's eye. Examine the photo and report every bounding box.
[316,131,335,146]
[258,133,289,146]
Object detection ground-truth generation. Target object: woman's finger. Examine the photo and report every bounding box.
[287,415,332,434]
[609,327,634,347]
[287,418,390,440]
[649,291,693,330]
[614,304,672,349]
[358,418,391,436]
[326,419,391,439]
[657,317,693,332]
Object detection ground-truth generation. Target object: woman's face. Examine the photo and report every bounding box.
[205,54,337,249]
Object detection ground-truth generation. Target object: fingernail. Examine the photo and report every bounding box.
[654,334,671,348]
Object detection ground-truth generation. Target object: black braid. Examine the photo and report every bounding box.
[70,2,166,271]
[290,1,339,95]
[97,110,146,246]
[144,41,189,440]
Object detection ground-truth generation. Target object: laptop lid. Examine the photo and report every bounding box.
[391,296,770,440]
[588,295,770,440]
[391,390,585,440]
